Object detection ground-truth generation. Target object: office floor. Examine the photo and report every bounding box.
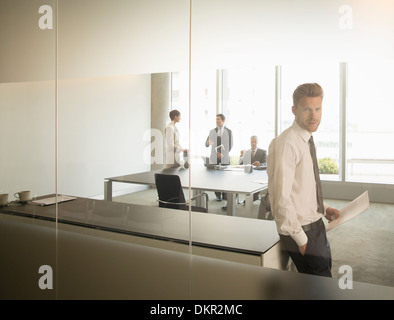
[115,188,394,288]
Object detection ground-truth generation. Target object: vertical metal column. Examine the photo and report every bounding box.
[275,66,282,137]
[339,62,348,182]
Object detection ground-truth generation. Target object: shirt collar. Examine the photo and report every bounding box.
[292,120,312,143]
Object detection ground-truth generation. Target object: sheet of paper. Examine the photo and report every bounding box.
[326,191,369,231]
[31,195,77,206]
[215,144,225,151]
[250,180,268,185]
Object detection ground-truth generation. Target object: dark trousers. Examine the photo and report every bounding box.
[215,192,227,200]
[280,218,332,277]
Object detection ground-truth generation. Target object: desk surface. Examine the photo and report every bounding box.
[106,165,268,194]
[0,195,279,255]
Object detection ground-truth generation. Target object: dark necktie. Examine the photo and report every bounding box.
[309,136,324,214]
[217,135,222,164]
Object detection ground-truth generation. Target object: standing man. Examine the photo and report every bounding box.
[165,109,187,168]
[205,114,233,202]
[267,83,339,277]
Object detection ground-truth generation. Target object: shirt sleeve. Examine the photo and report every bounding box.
[268,142,308,247]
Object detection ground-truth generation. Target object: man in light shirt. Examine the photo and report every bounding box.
[267,83,339,277]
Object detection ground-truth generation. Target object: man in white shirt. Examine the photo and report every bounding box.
[267,83,339,277]
[165,110,187,168]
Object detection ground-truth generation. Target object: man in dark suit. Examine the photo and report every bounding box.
[240,135,267,166]
[205,114,233,202]
[205,114,233,166]
[240,135,267,201]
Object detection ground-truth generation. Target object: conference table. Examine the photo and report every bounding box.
[104,165,268,217]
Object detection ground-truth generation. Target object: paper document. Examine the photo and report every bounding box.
[251,180,268,185]
[326,191,369,231]
[215,144,225,151]
[31,195,77,206]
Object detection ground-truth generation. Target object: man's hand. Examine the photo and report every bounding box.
[299,242,307,256]
[325,206,339,222]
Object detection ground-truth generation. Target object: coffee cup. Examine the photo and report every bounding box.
[244,164,253,173]
[0,194,8,206]
[14,190,31,203]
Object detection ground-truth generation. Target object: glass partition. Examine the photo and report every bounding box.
[0,0,57,298]
[2,0,394,300]
[56,0,192,298]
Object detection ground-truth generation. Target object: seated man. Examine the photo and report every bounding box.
[240,135,267,167]
[240,135,267,202]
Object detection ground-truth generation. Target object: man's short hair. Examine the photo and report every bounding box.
[169,109,180,120]
[216,113,225,121]
[292,83,324,107]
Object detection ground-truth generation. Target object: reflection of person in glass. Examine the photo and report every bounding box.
[165,110,187,168]
[267,83,339,277]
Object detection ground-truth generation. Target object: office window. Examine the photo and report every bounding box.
[171,70,217,160]
[347,61,394,184]
[222,66,275,162]
[280,63,340,181]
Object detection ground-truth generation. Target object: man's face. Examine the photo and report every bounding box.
[292,96,322,133]
[216,116,224,128]
[250,137,257,150]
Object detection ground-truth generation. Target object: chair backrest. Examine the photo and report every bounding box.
[154,173,186,209]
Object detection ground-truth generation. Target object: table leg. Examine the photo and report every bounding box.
[226,193,236,216]
[193,189,203,207]
[244,193,254,218]
[104,180,112,201]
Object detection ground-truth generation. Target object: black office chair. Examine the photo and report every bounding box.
[154,173,209,213]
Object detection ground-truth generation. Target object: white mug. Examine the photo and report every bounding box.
[14,190,31,202]
[0,194,8,206]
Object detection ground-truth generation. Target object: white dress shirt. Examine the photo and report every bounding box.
[267,121,327,246]
[165,121,184,167]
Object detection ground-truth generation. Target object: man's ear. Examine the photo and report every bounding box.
[291,105,296,115]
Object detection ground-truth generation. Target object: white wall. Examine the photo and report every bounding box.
[58,75,151,198]
[0,81,56,198]
[0,74,151,199]
[0,0,190,83]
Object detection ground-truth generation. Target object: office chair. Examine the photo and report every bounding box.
[154,173,209,213]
